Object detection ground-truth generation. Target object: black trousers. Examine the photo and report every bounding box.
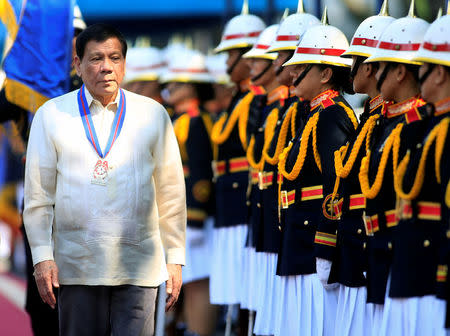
[58,284,157,336]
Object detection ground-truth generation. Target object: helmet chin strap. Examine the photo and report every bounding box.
[350,57,364,80]
[293,64,313,87]
[251,62,273,82]
[226,49,246,75]
[418,64,435,86]
[275,52,294,76]
[376,63,393,92]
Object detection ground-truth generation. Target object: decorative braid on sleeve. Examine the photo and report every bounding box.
[263,103,296,165]
[211,91,254,150]
[278,112,320,181]
[359,123,404,199]
[394,118,449,200]
[335,114,380,179]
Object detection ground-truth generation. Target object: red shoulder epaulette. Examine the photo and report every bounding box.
[321,98,335,109]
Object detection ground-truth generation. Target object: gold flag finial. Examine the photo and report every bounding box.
[136,36,151,47]
[185,36,193,49]
[321,6,328,25]
[241,0,249,15]
[282,8,289,20]
[297,0,305,13]
[408,0,416,18]
[170,34,183,45]
[379,0,389,16]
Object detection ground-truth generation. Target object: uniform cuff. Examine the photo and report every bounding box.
[31,246,54,266]
[166,247,185,266]
[314,231,337,261]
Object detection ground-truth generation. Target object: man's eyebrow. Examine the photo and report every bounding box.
[88,51,104,57]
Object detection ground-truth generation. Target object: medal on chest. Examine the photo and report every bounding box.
[77,85,127,186]
[91,159,109,185]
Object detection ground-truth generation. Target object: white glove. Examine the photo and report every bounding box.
[316,258,338,290]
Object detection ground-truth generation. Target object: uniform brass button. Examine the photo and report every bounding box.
[423,240,430,247]
[357,229,362,234]
[277,120,282,125]
[257,202,261,208]
[361,39,367,45]
[246,200,251,206]
[447,230,450,239]
[304,220,309,225]
[363,242,367,250]
[388,242,392,250]
[320,49,326,54]
[258,127,263,132]
[278,225,282,231]
[395,45,400,50]
[416,143,422,149]
[232,182,239,189]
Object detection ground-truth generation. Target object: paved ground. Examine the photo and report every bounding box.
[0,272,33,336]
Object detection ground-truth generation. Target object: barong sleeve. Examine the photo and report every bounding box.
[23,103,57,266]
[153,106,187,265]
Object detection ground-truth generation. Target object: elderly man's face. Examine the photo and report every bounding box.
[75,37,125,102]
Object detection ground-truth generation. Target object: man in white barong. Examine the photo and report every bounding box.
[23,23,186,336]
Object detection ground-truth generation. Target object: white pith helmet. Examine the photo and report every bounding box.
[268,0,320,53]
[342,0,395,58]
[125,47,165,83]
[413,4,450,67]
[214,0,266,53]
[206,54,231,85]
[365,0,430,65]
[164,36,187,64]
[73,4,86,31]
[243,24,279,60]
[162,49,214,83]
[283,7,352,68]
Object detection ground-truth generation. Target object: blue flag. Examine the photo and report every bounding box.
[1,0,74,113]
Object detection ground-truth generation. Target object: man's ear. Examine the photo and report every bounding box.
[435,65,447,86]
[74,56,82,77]
[320,67,333,84]
[365,63,376,77]
[395,64,407,83]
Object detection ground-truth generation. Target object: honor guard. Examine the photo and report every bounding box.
[163,48,218,336]
[385,8,450,333]
[413,7,450,329]
[124,46,165,103]
[252,2,319,335]
[328,1,394,335]
[360,1,429,334]
[239,23,288,315]
[209,0,265,309]
[274,10,357,336]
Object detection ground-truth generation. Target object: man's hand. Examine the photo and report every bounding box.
[33,260,59,309]
[165,264,182,312]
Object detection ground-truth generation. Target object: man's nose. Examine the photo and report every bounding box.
[101,58,114,72]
